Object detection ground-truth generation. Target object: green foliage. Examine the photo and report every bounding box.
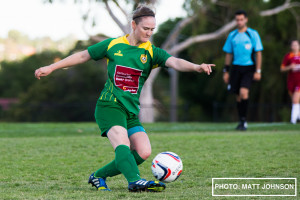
[0,39,107,121]
[0,51,63,97]
[0,122,299,199]
[9,62,106,122]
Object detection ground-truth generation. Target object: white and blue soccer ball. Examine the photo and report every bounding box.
[151,152,183,183]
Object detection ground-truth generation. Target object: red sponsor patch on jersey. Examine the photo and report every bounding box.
[114,65,143,94]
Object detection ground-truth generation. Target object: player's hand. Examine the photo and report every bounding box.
[223,72,229,84]
[289,64,296,71]
[253,72,261,81]
[35,66,53,79]
[195,63,215,75]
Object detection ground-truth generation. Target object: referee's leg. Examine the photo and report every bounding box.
[236,66,254,130]
[237,87,249,121]
[237,87,249,101]
[235,88,249,130]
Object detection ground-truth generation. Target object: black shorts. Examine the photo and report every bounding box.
[228,65,255,94]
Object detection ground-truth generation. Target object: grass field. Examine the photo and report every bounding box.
[0,122,299,200]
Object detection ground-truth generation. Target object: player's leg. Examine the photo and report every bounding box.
[92,125,161,192]
[127,117,151,164]
[89,126,128,191]
[91,109,165,192]
[290,90,300,124]
[287,79,299,124]
[89,101,140,190]
[93,115,148,179]
[91,118,150,182]
[127,131,165,192]
[129,130,151,166]
[125,117,165,192]
[92,125,151,191]
[92,132,149,180]
[297,92,300,121]
[106,126,142,183]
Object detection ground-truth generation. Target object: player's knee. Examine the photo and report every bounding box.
[292,98,299,104]
[240,93,248,99]
[107,126,130,148]
[239,89,249,99]
[139,149,151,160]
[292,92,300,103]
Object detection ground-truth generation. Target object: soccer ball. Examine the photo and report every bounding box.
[151,152,183,183]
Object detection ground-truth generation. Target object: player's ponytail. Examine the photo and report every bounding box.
[132,4,155,24]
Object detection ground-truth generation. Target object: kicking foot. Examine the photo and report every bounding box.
[128,179,166,192]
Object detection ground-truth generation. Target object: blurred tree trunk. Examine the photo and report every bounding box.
[139,68,160,122]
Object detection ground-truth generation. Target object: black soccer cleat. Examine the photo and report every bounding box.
[128,179,166,192]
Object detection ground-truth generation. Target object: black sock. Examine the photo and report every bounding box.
[237,101,242,120]
[240,99,249,121]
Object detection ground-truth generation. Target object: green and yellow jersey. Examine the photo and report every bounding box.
[87,34,172,115]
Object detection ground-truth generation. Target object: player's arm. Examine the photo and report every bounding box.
[280,54,295,72]
[280,64,295,72]
[253,51,262,81]
[165,56,214,75]
[35,50,91,79]
[223,53,232,84]
[224,53,233,66]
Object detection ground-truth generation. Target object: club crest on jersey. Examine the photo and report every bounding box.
[245,44,252,50]
[114,50,123,56]
[140,54,147,64]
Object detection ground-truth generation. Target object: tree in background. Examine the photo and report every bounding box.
[1,39,108,121]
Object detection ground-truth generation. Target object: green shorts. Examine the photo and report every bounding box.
[94,100,146,137]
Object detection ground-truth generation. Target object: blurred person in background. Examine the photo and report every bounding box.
[222,10,263,131]
[280,40,300,124]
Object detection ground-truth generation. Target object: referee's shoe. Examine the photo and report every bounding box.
[236,119,247,131]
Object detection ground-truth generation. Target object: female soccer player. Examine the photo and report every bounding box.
[35,5,214,192]
[281,40,300,124]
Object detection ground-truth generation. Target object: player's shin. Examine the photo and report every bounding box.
[94,150,145,178]
[291,104,300,124]
[115,145,141,182]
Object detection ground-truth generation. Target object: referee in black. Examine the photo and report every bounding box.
[223,10,263,130]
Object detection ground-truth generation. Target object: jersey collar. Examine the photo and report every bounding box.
[123,34,152,49]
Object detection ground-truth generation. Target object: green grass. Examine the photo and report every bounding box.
[0,122,299,199]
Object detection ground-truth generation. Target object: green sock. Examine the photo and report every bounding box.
[115,145,141,182]
[131,150,145,165]
[94,160,120,178]
[94,150,145,179]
